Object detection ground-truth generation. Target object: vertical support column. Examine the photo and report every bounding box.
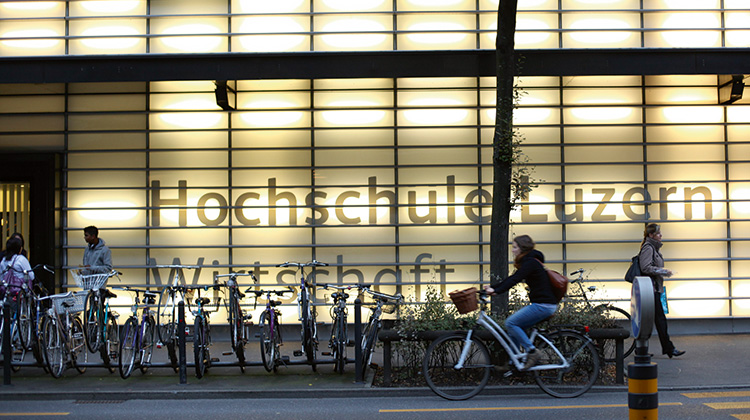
[178,300,187,384]
[354,298,363,383]
[3,306,10,385]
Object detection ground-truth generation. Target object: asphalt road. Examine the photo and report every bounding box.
[3,388,750,420]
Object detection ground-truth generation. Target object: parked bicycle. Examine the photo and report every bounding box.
[358,285,402,377]
[40,291,89,378]
[115,286,157,379]
[423,288,600,400]
[1,263,53,372]
[215,272,253,372]
[277,260,327,371]
[567,268,635,362]
[77,269,121,372]
[190,284,221,378]
[253,287,293,373]
[320,283,355,374]
[156,264,199,372]
[0,273,28,371]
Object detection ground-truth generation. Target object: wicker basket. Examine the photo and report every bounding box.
[449,287,479,314]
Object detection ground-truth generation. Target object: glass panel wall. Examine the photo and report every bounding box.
[2,74,749,323]
[1,0,749,57]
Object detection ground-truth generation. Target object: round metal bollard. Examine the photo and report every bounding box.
[628,348,658,420]
[629,276,656,419]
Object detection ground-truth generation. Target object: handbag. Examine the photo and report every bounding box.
[624,254,641,283]
[536,259,568,302]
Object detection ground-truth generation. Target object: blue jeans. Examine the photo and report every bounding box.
[505,303,558,352]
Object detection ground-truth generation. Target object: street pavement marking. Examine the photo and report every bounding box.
[731,415,750,420]
[704,402,750,410]
[0,414,69,417]
[683,391,750,399]
[379,403,683,413]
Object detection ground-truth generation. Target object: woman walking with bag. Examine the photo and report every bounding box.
[483,234,558,370]
[639,223,684,358]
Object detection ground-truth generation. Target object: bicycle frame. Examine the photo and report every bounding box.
[463,310,569,372]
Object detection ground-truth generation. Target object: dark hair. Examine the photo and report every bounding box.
[513,234,536,268]
[83,226,99,237]
[641,223,660,246]
[10,232,24,249]
[4,237,22,261]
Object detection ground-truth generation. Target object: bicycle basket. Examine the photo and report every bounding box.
[70,269,110,291]
[449,287,478,314]
[51,291,86,315]
[381,302,398,314]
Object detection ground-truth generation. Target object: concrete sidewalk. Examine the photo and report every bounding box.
[2,333,749,400]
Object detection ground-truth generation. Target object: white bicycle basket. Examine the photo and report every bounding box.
[50,292,86,315]
[70,269,110,291]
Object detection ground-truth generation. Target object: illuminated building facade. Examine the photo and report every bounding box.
[1,0,749,327]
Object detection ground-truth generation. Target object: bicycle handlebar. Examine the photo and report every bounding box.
[321,283,356,291]
[358,285,402,302]
[569,268,584,276]
[276,260,329,268]
[215,272,253,278]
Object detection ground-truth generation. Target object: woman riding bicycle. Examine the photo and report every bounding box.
[483,234,558,370]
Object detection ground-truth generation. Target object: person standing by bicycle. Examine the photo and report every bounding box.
[483,234,558,370]
[82,226,112,275]
[1,236,34,296]
[639,223,684,358]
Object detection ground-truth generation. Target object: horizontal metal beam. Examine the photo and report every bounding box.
[1,49,749,84]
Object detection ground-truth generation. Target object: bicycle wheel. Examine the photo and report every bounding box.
[140,315,156,374]
[10,316,25,372]
[100,314,119,373]
[593,305,635,362]
[44,319,64,378]
[534,330,600,398]
[193,316,208,378]
[71,316,88,374]
[118,317,138,379]
[301,295,317,372]
[17,292,33,351]
[360,318,378,377]
[423,333,492,401]
[229,293,246,372]
[332,313,347,374]
[259,310,274,372]
[83,290,102,353]
[32,313,49,371]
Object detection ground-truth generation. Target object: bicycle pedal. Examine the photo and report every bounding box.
[293,350,303,357]
[243,315,252,320]
[503,370,515,378]
[321,352,332,356]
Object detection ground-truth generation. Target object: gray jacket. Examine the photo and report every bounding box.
[82,238,112,274]
[639,237,666,293]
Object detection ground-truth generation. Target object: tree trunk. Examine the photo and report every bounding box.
[490,0,518,314]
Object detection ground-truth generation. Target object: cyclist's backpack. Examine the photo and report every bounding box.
[535,259,568,303]
[1,255,26,295]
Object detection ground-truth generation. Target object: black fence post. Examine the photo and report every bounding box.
[354,298,363,383]
[178,301,187,384]
[3,305,10,385]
